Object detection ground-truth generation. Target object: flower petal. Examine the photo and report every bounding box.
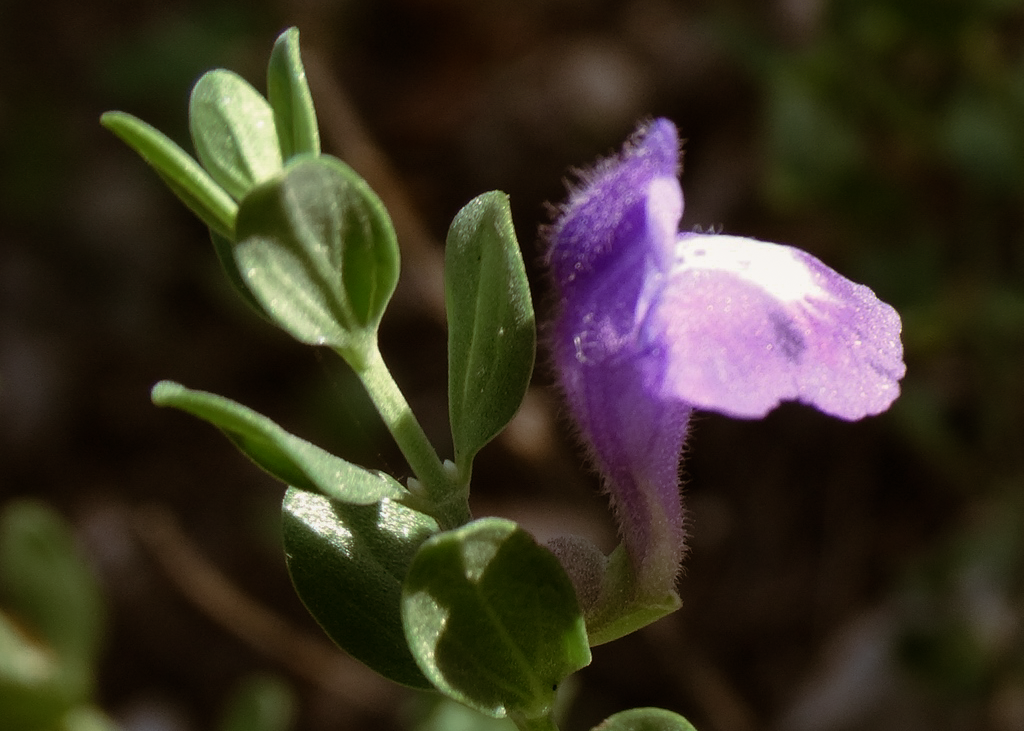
[651,233,906,420]
[546,119,680,292]
[546,121,692,594]
[544,116,907,619]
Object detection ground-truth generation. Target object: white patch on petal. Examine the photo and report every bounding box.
[675,234,829,304]
[657,231,904,420]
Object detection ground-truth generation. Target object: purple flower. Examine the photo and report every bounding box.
[546,119,905,603]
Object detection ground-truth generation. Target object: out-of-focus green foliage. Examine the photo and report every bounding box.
[739,1,1024,208]
[0,501,113,731]
[897,495,1024,699]
[217,673,296,731]
[0,499,299,731]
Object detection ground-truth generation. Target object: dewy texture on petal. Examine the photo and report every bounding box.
[545,118,906,598]
[656,233,906,420]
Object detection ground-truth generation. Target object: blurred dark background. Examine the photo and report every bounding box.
[3,0,1024,730]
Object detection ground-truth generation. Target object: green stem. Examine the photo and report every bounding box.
[353,343,471,529]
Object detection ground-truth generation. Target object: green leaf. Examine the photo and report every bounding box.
[59,706,122,731]
[217,674,295,731]
[234,156,400,363]
[592,708,698,731]
[152,381,404,505]
[267,27,320,161]
[282,488,437,689]
[0,501,104,731]
[190,69,283,200]
[210,229,269,317]
[0,610,59,689]
[446,192,535,473]
[101,111,237,237]
[401,518,590,721]
[0,502,103,673]
[0,609,72,731]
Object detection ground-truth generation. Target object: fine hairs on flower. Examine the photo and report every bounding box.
[544,118,905,608]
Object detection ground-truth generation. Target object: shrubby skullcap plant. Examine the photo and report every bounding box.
[545,118,905,643]
[98,26,906,730]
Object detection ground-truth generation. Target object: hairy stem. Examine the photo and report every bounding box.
[352,344,471,529]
